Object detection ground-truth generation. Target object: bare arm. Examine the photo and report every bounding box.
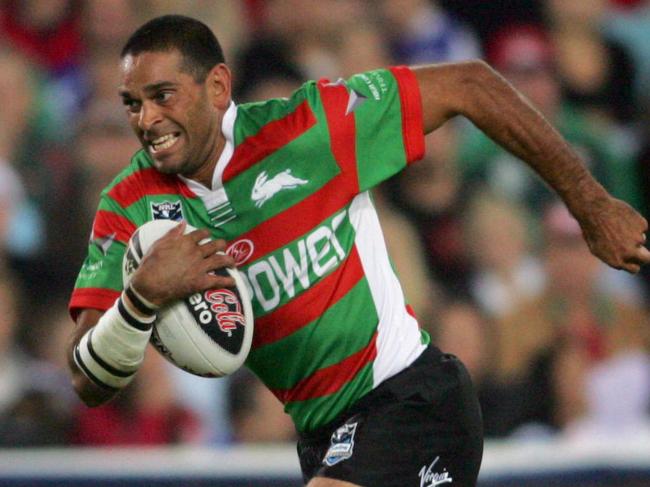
[413,60,650,273]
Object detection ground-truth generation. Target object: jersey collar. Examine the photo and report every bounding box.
[178,101,237,210]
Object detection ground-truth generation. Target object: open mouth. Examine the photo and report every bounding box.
[150,132,181,153]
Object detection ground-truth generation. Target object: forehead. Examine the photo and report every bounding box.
[119,50,188,92]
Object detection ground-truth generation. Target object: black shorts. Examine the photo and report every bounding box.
[297,346,483,487]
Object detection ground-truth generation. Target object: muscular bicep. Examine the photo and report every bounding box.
[67,308,117,406]
[413,61,480,134]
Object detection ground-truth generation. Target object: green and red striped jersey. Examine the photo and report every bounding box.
[70,66,430,432]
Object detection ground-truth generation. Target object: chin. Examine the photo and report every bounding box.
[151,153,186,175]
[155,162,189,177]
[155,165,177,175]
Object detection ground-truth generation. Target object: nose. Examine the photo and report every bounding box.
[138,100,163,131]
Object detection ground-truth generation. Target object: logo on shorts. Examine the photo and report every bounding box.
[323,421,358,467]
[151,201,183,221]
[418,457,453,486]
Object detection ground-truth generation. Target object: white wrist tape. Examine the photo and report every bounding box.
[126,283,160,313]
[73,295,154,390]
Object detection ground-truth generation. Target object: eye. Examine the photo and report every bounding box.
[122,98,141,114]
[154,91,173,104]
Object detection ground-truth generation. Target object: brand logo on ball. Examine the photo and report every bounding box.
[204,289,246,336]
[151,201,183,221]
[226,239,254,266]
[186,289,246,353]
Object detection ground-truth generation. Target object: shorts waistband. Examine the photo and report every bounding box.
[299,345,443,441]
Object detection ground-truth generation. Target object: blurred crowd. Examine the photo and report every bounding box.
[1,0,649,448]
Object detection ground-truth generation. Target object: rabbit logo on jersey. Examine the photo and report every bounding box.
[251,169,308,208]
[323,421,358,467]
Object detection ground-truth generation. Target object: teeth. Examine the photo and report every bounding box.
[152,134,173,144]
[151,133,179,152]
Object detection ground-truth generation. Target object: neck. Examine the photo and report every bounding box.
[186,152,220,189]
[184,115,227,189]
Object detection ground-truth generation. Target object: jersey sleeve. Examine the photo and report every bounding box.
[313,66,425,193]
[68,192,138,320]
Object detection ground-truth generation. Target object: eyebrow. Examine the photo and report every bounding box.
[119,81,178,98]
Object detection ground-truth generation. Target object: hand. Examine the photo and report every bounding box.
[130,222,236,307]
[576,195,650,273]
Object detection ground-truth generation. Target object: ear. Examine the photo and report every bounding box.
[207,63,232,110]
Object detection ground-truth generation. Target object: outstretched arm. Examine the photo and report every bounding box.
[413,60,650,273]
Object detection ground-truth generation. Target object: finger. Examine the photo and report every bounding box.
[187,228,211,243]
[634,245,650,264]
[621,246,650,272]
[200,272,236,290]
[160,220,185,239]
[198,239,230,258]
[622,262,641,274]
[203,251,236,270]
[213,239,228,252]
[197,238,228,253]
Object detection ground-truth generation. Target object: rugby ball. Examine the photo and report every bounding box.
[122,219,254,378]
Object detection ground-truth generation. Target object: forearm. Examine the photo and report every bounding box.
[413,60,650,273]
[67,289,156,406]
[67,309,120,406]
[462,62,608,211]
[415,61,609,215]
[68,358,118,407]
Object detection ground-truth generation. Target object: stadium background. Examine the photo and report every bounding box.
[1,0,650,485]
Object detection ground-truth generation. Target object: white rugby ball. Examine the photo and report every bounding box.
[122,219,254,378]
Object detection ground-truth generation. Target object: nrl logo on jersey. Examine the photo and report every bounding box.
[251,169,308,208]
[151,201,183,221]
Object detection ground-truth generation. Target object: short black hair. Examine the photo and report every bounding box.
[120,15,225,82]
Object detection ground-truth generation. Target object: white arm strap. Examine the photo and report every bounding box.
[73,293,155,390]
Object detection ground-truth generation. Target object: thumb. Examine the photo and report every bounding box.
[171,220,186,236]
[159,220,186,242]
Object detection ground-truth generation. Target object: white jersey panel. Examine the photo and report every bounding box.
[348,191,426,387]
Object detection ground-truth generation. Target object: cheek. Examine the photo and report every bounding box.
[127,114,141,134]
[186,97,216,136]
